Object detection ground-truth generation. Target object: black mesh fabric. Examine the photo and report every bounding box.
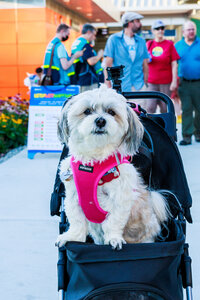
[62,220,184,300]
[138,116,192,222]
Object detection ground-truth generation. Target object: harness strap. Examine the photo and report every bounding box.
[138,144,152,161]
[70,153,129,223]
[98,166,120,186]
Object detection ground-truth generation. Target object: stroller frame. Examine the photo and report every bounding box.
[53,66,193,300]
[57,199,192,300]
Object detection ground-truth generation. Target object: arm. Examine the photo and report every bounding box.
[143,58,149,85]
[60,51,83,70]
[104,56,113,88]
[170,42,179,91]
[87,49,104,66]
[170,60,178,91]
[146,40,152,63]
[103,36,115,88]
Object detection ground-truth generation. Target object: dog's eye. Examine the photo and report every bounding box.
[84,108,92,115]
[107,109,116,116]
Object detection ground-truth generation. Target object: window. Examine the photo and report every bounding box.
[0,0,45,8]
[129,0,134,6]
[121,0,126,6]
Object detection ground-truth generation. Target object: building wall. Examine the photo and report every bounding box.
[191,18,200,37]
[0,4,87,99]
[46,0,88,53]
[0,8,45,98]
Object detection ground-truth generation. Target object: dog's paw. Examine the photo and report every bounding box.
[55,231,87,247]
[55,233,68,248]
[105,236,126,250]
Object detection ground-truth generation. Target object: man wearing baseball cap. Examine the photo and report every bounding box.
[104,11,149,103]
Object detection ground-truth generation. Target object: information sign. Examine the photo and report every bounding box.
[27,85,79,159]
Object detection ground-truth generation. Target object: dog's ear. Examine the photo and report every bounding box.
[57,110,69,145]
[57,99,73,145]
[123,106,144,155]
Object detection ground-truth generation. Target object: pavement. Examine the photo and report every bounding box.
[0,124,199,300]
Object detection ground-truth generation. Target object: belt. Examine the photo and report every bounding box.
[182,78,200,82]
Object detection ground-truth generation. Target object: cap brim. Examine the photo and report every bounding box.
[152,26,165,30]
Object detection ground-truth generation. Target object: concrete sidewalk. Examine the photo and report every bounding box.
[0,124,199,300]
[0,150,60,300]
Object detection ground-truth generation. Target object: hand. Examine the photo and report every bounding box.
[170,81,177,91]
[105,80,112,88]
[97,49,104,59]
[144,76,148,86]
[73,50,83,59]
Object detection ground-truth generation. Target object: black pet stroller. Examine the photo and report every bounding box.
[50,66,193,300]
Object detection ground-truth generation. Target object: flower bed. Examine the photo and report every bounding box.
[0,94,29,157]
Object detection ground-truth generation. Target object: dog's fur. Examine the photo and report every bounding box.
[56,85,169,249]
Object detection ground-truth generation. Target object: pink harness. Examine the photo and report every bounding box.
[70,153,130,223]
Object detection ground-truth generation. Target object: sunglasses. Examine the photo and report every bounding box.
[155,26,165,31]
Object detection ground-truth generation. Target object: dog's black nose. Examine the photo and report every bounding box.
[95,117,106,128]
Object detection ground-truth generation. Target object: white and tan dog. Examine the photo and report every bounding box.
[56,85,169,249]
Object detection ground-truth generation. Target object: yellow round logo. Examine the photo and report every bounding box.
[152,46,163,57]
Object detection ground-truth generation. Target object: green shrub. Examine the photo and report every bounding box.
[0,94,29,156]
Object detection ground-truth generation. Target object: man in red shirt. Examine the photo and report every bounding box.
[146,20,179,113]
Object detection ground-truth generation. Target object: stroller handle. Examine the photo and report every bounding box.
[122,91,175,114]
[123,91,177,141]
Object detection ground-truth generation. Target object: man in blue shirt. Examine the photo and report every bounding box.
[104,12,149,107]
[175,21,200,145]
[43,24,82,85]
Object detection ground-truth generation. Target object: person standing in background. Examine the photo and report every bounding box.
[35,67,45,85]
[43,24,82,86]
[175,20,200,145]
[104,12,149,107]
[24,67,45,89]
[71,24,104,93]
[146,20,179,113]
